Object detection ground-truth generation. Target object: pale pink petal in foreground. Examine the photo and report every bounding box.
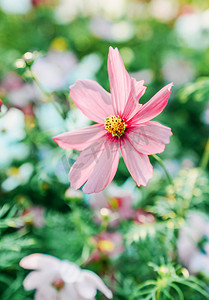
[82,138,120,194]
[70,79,114,123]
[125,121,172,155]
[120,137,153,186]
[129,82,173,125]
[122,78,146,120]
[52,124,106,151]
[69,138,107,190]
[20,254,112,300]
[108,46,131,115]
[53,47,173,193]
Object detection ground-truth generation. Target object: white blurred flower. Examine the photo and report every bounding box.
[0,0,32,14]
[90,18,135,42]
[68,53,102,83]
[32,50,78,92]
[0,108,29,167]
[150,0,179,22]
[162,55,194,86]
[178,212,209,275]
[54,0,84,24]
[35,102,64,134]
[54,0,126,23]
[1,163,34,191]
[20,254,113,300]
[65,108,91,131]
[98,0,126,20]
[130,69,153,85]
[175,10,209,50]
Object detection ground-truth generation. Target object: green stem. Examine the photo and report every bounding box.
[200,138,209,170]
[152,154,173,186]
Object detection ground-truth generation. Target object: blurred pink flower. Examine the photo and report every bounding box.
[90,232,124,261]
[90,184,134,227]
[21,206,45,228]
[0,98,3,111]
[20,253,113,299]
[134,209,155,225]
[1,72,40,109]
[53,47,173,194]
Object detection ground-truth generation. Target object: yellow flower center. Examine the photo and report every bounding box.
[108,197,120,210]
[105,115,126,137]
[98,240,115,252]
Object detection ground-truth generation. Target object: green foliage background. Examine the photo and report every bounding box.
[0,0,209,299]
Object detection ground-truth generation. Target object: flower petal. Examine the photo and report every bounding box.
[125,121,172,155]
[23,269,56,291]
[20,254,60,270]
[108,47,131,116]
[122,78,146,120]
[53,124,106,151]
[70,79,114,123]
[82,138,120,194]
[35,286,57,300]
[120,138,153,186]
[129,83,173,125]
[69,137,108,190]
[23,271,42,290]
[76,270,113,299]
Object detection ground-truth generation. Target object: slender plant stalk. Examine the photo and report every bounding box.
[200,138,209,170]
[152,154,173,187]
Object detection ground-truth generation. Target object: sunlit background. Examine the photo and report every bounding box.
[0,0,209,299]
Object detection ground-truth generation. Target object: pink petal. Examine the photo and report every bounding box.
[108,47,131,116]
[125,121,172,155]
[76,271,113,299]
[129,83,173,125]
[120,137,153,186]
[20,254,60,270]
[122,78,146,121]
[82,138,120,194]
[69,137,108,190]
[53,124,106,151]
[70,79,114,123]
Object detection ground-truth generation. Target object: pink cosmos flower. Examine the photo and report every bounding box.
[90,232,124,261]
[53,47,173,194]
[20,253,113,299]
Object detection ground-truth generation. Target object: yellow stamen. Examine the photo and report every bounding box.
[105,115,126,137]
[98,240,115,252]
[108,197,120,210]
